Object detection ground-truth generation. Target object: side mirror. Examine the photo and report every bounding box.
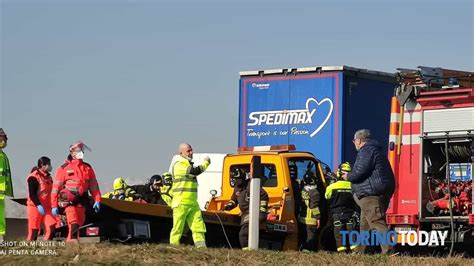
[210,190,218,198]
[283,187,290,193]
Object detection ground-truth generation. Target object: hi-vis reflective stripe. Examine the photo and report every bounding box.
[389,97,422,147]
[172,177,197,183]
[173,188,198,193]
[388,97,402,180]
[389,134,421,145]
[337,246,347,252]
[402,111,422,122]
[390,112,422,123]
[390,113,400,123]
[389,134,399,145]
[389,97,402,156]
[402,135,421,145]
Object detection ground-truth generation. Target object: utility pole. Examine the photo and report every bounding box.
[248,155,261,250]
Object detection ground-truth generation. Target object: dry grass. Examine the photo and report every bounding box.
[0,242,473,265]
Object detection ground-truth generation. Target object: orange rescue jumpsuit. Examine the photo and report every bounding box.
[27,169,56,240]
[51,159,101,241]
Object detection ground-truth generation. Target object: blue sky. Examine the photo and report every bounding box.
[1,0,472,215]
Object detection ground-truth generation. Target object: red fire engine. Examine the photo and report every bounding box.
[386,66,474,252]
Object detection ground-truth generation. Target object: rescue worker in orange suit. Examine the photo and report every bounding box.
[223,168,268,249]
[296,171,321,252]
[325,162,358,253]
[51,141,101,242]
[27,156,56,241]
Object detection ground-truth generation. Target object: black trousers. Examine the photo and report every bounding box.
[239,213,266,248]
[298,223,318,251]
[239,223,249,248]
[332,212,355,252]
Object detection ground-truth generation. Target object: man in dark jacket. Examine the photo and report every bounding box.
[130,175,164,205]
[345,129,395,255]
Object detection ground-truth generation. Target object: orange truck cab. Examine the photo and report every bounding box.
[205,145,333,251]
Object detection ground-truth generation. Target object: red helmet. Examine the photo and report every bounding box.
[69,141,92,152]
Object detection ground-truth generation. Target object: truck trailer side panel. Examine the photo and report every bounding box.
[239,66,396,170]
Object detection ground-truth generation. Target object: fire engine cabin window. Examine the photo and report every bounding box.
[229,164,278,188]
[287,158,322,184]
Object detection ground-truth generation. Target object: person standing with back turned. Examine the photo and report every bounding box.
[345,129,395,254]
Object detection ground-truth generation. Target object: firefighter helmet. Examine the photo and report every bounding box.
[230,168,246,187]
[231,168,245,179]
[337,162,352,178]
[113,177,126,190]
[0,128,7,140]
[149,175,163,185]
[162,172,172,179]
[0,128,7,148]
[162,172,172,185]
[302,171,317,185]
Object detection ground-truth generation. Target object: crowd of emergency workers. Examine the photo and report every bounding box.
[0,127,395,254]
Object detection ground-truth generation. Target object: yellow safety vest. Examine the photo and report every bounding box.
[171,156,209,207]
[0,151,13,198]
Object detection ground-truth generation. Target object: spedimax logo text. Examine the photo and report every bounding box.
[247,98,333,137]
[340,230,449,247]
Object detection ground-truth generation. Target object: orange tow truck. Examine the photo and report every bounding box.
[17,145,335,250]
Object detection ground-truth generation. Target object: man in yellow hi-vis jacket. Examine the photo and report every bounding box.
[0,129,14,240]
[169,143,210,248]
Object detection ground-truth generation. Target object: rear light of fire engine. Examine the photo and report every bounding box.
[386,214,419,225]
[238,144,296,152]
